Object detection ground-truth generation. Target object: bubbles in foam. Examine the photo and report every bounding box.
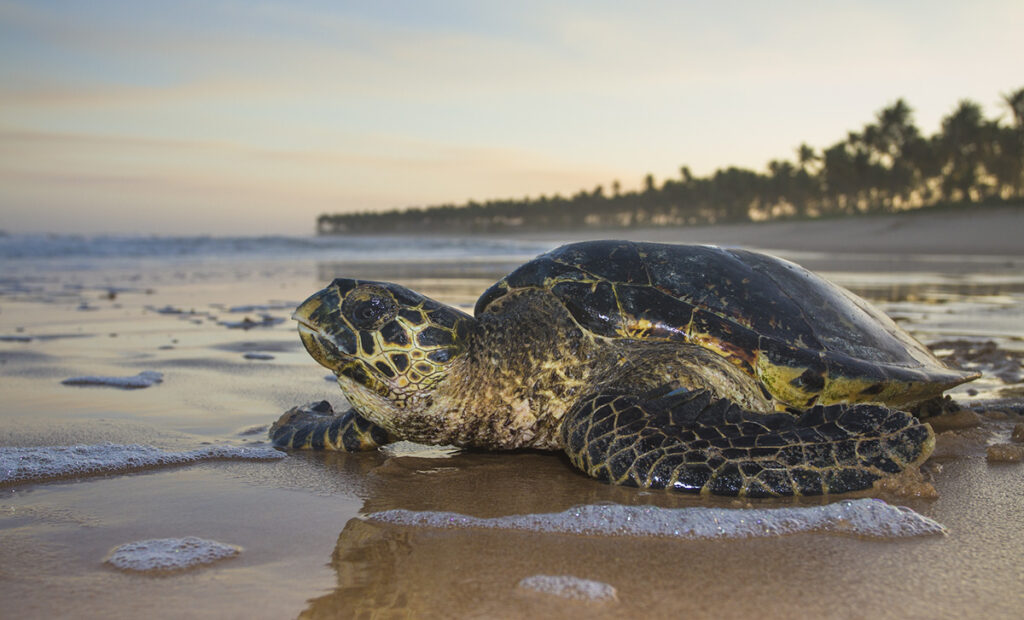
[517,575,618,602]
[61,371,164,389]
[1,443,284,485]
[367,498,946,540]
[105,537,241,573]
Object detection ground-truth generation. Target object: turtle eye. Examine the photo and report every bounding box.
[342,286,398,330]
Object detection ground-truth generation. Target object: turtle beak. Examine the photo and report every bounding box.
[292,299,324,358]
[292,292,323,329]
[293,288,357,370]
[296,324,327,368]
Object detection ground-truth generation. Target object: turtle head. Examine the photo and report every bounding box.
[293,278,475,412]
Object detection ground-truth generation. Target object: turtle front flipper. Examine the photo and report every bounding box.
[270,401,390,451]
[560,389,934,497]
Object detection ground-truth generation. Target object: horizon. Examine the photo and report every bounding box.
[2,1,1023,236]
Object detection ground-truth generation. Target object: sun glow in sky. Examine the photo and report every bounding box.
[1,0,1022,235]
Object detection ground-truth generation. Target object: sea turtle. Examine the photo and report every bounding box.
[271,241,977,497]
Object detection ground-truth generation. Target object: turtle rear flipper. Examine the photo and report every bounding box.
[270,401,390,451]
[560,389,934,497]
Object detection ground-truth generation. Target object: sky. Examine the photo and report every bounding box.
[1,1,1022,236]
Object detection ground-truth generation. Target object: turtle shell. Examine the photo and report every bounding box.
[474,240,976,408]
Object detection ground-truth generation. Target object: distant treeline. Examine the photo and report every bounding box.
[318,87,1024,234]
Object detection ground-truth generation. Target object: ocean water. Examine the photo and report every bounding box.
[0,233,559,303]
[0,233,551,267]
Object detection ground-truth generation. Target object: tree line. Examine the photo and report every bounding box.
[318,87,1024,234]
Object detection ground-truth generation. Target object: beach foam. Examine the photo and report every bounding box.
[517,575,617,602]
[61,371,164,389]
[367,498,946,539]
[0,443,284,485]
[105,537,241,573]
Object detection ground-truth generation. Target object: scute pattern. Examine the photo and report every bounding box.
[729,249,938,365]
[296,278,472,403]
[561,388,934,497]
[643,244,821,347]
[477,241,976,409]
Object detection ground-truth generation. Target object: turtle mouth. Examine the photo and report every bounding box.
[292,314,324,351]
[294,317,356,370]
[294,318,393,399]
[292,313,318,333]
[295,321,321,348]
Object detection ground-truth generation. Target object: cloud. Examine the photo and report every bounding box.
[0,127,624,234]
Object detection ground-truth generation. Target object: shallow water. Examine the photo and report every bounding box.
[1,234,1023,618]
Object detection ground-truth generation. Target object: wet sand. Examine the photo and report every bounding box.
[2,207,1023,619]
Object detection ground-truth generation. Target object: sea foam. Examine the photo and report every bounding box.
[105,537,241,573]
[0,443,284,485]
[517,575,618,602]
[367,498,946,540]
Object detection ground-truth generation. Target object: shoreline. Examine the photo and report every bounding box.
[499,205,1024,256]
[311,205,1024,279]
[311,205,1024,257]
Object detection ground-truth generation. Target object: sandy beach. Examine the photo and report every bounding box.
[2,207,1023,619]
[520,205,1024,257]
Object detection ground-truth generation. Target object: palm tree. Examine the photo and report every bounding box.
[821,140,857,214]
[874,100,916,159]
[679,166,694,184]
[1002,87,1024,128]
[871,99,922,209]
[764,159,796,218]
[997,87,1024,198]
[939,100,988,202]
[796,143,818,172]
[643,174,656,193]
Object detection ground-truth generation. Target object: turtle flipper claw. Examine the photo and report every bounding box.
[560,389,934,497]
[270,401,389,451]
